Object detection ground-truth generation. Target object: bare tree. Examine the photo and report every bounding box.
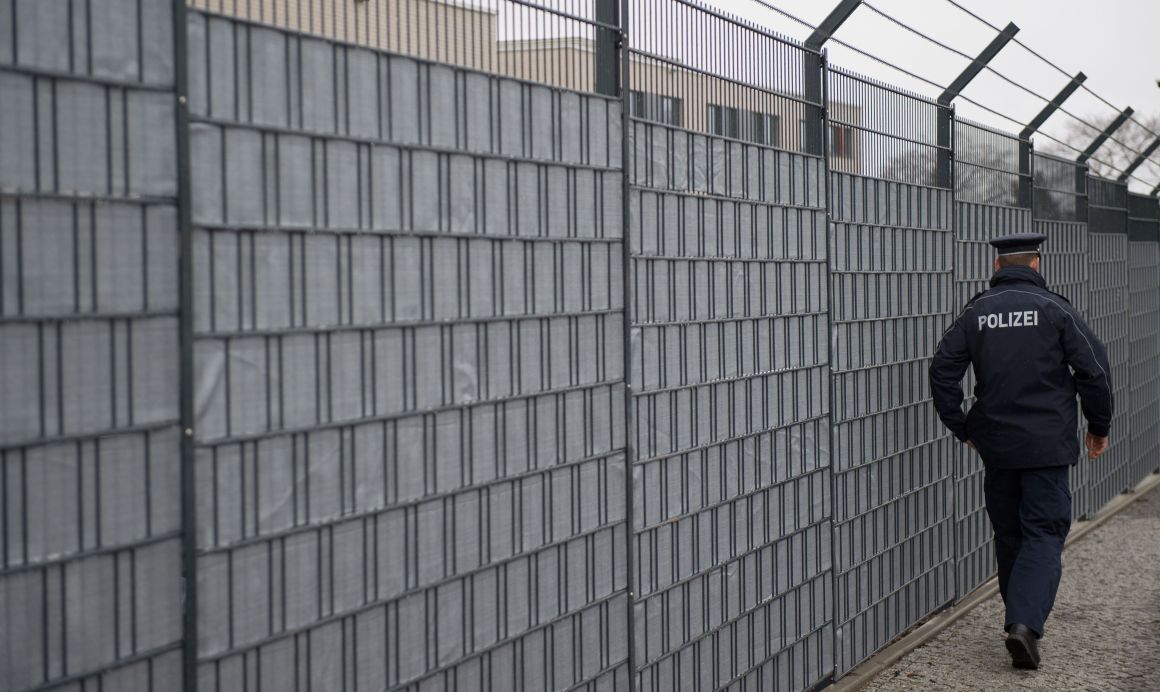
[1037,113,1160,186]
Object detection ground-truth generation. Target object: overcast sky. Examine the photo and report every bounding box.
[705,0,1160,189]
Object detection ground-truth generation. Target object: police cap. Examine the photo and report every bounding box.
[989,232,1047,256]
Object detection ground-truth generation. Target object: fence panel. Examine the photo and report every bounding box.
[625,3,833,688]
[950,119,1032,595]
[1032,151,1090,518]
[1085,176,1134,512]
[0,1,185,691]
[1127,193,1160,483]
[183,6,630,690]
[827,68,955,675]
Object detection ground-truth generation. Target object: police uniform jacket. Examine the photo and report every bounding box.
[929,265,1113,469]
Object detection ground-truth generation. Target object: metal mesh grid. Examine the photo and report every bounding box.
[184,9,630,690]
[826,67,955,676]
[626,4,834,688]
[954,119,1029,208]
[0,1,185,690]
[1127,193,1160,483]
[1084,176,1133,515]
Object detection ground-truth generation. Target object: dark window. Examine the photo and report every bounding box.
[708,104,778,146]
[630,90,682,126]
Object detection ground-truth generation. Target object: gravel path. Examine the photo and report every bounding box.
[864,480,1160,692]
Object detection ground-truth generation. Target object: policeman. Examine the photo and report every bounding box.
[929,232,1113,670]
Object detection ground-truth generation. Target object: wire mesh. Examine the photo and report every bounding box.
[626,2,833,689]
[954,118,1028,208]
[826,67,946,186]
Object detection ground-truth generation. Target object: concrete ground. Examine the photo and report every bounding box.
[864,482,1160,692]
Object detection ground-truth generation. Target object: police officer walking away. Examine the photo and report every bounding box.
[929,232,1113,670]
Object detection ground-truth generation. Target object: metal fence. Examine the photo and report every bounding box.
[1,1,1159,691]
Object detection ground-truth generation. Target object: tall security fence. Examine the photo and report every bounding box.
[1,2,1159,691]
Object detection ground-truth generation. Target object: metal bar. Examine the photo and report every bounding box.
[1020,139,1034,211]
[1117,136,1160,182]
[806,0,864,49]
[1019,72,1086,139]
[169,0,198,688]
[938,22,1020,105]
[619,3,638,685]
[1077,107,1134,164]
[937,103,954,190]
[819,46,841,686]
[804,1,862,156]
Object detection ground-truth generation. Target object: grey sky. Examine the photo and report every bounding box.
[708,0,1160,190]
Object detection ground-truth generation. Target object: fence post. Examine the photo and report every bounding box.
[937,22,1019,188]
[595,0,620,98]
[170,0,198,689]
[615,0,638,688]
[803,0,862,156]
[1020,73,1086,212]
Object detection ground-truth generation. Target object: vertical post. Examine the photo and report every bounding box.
[595,0,620,98]
[171,0,197,690]
[803,53,825,156]
[616,1,637,689]
[937,105,953,189]
[1076,164,1090,221]
[1020,73,1085,213]
[937,22,1019,190]
[803,0,862,156]
[1020,138,1034,211]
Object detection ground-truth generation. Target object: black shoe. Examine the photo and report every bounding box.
[1005,624,1041,670]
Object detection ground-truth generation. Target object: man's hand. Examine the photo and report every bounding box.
[1085,433,1109,460]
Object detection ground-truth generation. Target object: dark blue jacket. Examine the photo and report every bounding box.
[929,265,1113,469]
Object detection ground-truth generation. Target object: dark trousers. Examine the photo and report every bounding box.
[983,465,1072,637]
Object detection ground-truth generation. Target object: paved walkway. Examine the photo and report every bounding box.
[864,480,1160,691]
